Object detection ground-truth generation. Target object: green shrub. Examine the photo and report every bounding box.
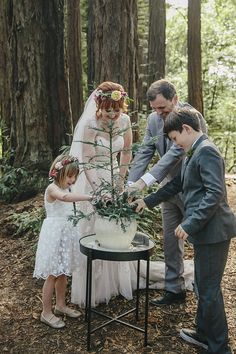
[0,163,47,203]
[7,207,45,240]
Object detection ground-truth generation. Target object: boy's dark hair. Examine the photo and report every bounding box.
[164,108,201,136]
[147,79,176,101]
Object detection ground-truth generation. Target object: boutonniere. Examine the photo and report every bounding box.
[186,148,194,159]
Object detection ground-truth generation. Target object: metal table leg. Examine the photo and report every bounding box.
[85,255,89,321]
[87,250,92,351]
[144,256,150,346]
[79,233,154,351]
[136,259,140,320]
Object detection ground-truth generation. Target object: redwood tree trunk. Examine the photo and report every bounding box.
[87,0,139,140]
[188,0,203,114]
[0,0,11,154]
[148,0,166,87]
[0,0,70,171]
[65,0,83,130]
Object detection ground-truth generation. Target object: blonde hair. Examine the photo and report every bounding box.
[49,154,80,188]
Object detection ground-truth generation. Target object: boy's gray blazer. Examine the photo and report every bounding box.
[128,103,207,184]
[144,134,236,245]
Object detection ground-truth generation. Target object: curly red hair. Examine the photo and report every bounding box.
[95,81,128,117]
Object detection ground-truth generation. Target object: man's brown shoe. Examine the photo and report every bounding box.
[150,291,186,306]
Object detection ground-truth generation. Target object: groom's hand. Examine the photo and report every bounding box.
[127,179,146,193]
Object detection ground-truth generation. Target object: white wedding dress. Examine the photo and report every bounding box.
[70,113,140,307]
[69,94,194,308]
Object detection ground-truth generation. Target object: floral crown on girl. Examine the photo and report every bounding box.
[94,89,129,102]
[49,156,79,181]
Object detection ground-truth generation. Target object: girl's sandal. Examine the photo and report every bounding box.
[40,313,65,329]
[54,306,82,318]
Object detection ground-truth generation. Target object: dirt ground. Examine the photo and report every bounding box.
[0,177,236,354]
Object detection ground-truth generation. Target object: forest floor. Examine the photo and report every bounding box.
[0,176,236,354]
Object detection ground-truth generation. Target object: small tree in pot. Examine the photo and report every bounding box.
[69,120,140,249]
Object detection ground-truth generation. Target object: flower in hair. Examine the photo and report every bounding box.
[95,89,129,102]
[49,170,58,178]
[55,161,63,170]
[49,156,79,181]
[111,90,122,101]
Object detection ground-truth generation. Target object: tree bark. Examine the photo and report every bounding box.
[148,0,166,88]
[188,0,203,114]
[65,0,83,131]
[0,0,70,171]
[87,0,139,140]
[0,0,11,153]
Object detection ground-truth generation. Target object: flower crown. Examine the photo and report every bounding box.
[94,89,129,102]
[49,156,79,181]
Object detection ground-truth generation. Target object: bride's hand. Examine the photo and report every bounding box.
[115,176,125,193]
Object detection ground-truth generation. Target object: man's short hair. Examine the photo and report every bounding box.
[164,108,201,135]
[147,79,176,101]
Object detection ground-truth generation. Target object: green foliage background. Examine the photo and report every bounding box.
[166,0,236,171]
[136,0,236,171]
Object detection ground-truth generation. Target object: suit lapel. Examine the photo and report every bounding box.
[181,134,208,184]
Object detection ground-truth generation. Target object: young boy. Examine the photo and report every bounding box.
[133,108,236,354]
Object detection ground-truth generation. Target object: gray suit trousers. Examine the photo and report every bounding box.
[161,194,185,293]
[194,240,230,354]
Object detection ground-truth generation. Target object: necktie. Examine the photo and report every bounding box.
[163,136,167,153]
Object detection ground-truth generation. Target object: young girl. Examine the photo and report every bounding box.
[33,154,92,329]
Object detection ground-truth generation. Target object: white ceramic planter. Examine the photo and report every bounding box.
[94,215,137,250]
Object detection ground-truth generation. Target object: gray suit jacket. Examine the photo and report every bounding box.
[128,102,207,184]
[144,134,236,245]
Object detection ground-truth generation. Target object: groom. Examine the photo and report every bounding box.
[133,107,236,354]
[128,79,207,305]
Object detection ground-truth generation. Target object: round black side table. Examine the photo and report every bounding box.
[79,232,155,351]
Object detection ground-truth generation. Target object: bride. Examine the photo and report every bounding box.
[70,81,193,307]
[70,81,136,307]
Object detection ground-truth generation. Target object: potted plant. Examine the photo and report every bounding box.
[91,182,138,250]
[69,120,140,250]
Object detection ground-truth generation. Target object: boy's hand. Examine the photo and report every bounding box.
[130,198,147,212]
[175,224,189,240]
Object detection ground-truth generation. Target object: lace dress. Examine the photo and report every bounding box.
[33,187,80,279]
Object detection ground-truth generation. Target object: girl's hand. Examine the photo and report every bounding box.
[101,192,112,201]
